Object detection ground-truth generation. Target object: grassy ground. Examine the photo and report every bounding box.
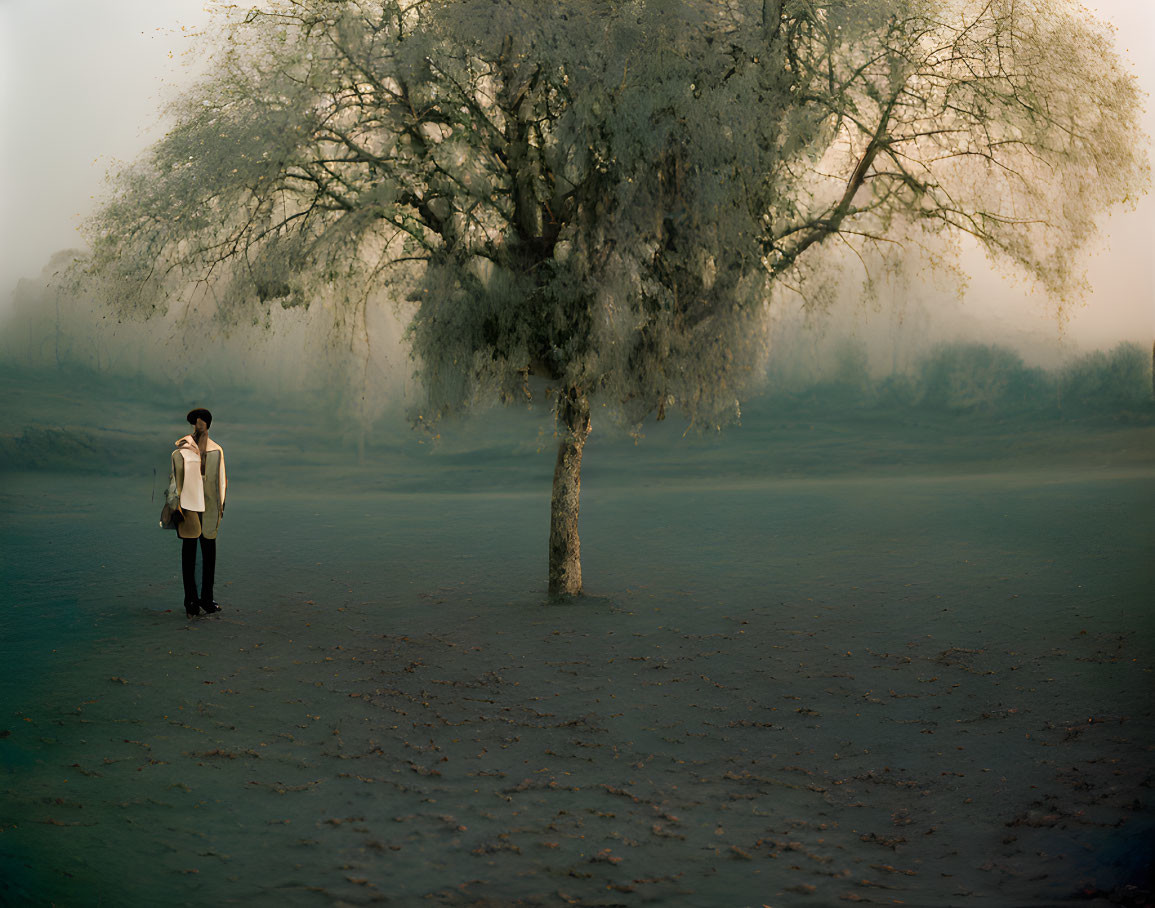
[1,366,1153,906]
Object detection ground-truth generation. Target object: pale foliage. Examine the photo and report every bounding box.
[85,0,1147,431]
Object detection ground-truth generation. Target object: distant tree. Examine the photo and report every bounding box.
[1060,342,1152,411]
[918,342,1045,412]
[827,337,873,403]
[83,0,1147,595]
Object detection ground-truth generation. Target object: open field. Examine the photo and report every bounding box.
[1,367,1153,906]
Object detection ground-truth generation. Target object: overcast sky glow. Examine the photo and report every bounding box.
[1,0,1151,351]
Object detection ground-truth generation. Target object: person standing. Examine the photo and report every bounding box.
[167,407,227,617]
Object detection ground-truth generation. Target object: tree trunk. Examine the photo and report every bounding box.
[548,388,591,598]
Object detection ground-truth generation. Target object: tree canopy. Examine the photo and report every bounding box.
[88,0,1147,430]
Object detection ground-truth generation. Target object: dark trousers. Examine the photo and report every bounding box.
[182,536,217,605]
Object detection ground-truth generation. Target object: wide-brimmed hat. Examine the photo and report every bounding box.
[186,407,213,429]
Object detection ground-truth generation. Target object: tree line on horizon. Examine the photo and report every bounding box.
[1,269,1149,420]
[760,337,1154,416]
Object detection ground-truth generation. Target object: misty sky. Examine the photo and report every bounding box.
[1,0,1151,351]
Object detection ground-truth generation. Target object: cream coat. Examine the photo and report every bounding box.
[167,435,227,539]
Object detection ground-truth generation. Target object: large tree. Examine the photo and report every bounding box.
[86,0,1146,595]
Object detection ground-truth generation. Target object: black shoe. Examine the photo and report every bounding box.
[184,598,203,618]
[200,600,222,615]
